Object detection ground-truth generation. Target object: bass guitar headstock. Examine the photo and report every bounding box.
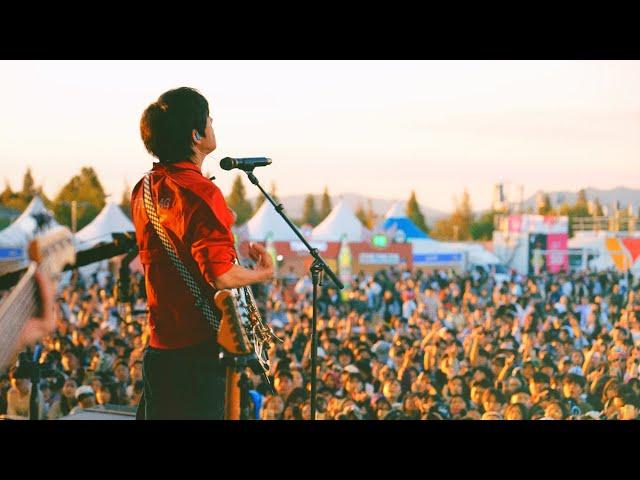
[27,226,76,280]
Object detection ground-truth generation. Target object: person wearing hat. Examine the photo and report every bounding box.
[371,340,392,366]
[70,385,96,415]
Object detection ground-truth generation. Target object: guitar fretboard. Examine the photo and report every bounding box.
[0,263,39,369]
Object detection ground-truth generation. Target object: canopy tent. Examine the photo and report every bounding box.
[312,199,369,242]
[379,201,429,241]
[0,196,63,276]
[0,196,61,248]
[75,203,134,250]
[73,203,135,281]
[244,201,299,242]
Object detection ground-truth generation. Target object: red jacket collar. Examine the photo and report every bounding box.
[152,161,202,174]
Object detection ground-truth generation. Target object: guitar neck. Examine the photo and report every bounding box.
[0,263,39,370]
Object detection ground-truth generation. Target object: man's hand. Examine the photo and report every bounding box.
[248,242,274,279]
[213,243,275,289]
[17,270,56,350]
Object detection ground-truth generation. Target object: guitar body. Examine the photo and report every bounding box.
[214,289,252,355]
[215,269,281,419]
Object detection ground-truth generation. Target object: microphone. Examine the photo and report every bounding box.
[220,157,272,171]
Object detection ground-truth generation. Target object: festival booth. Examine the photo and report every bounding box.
[493,214,569,275]
[0,196,65,276]
[569,231,640,274]
[380,201,429,242]
[239,200,414,280]
[72,203,136,284]
[375,202,462,272]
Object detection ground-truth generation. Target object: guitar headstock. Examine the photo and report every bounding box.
[27,226,76,280]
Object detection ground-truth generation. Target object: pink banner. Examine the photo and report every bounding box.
[545,233,568,273]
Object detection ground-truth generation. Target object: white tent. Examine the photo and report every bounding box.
[244,201,299,241]
[0,196,63,276]
[73,203,135,281]
[438,242,498,262]
[0,196,61,248]
[312,200,368,242]
[75,203,134,250]
[385,201,406,219]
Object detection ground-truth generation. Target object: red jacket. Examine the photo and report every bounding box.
[131,161,236,349]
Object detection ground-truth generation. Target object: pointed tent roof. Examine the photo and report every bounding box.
[76,203,134,250]
[312,199,368,242]
[380,201,429,240]
[0,195,61,247]
[384,201,407,219]
[245,201,299,241]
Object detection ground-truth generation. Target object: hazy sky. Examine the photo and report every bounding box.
[1,60,638,212]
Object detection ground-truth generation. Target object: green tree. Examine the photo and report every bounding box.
[572,189,589,217]
[430,189,474,241]
[302,194,319,226]
[225,175,254,225]
[451,189,474,240]
[21,168,36,203]
[318,186,332,223]
[0,180,17,208]
[406,190,429,234]
[355,200,376,229]
[430,217,455,240]
[593,197,604,216]
[52,167,107,231]
[538,193,553,215]
[470,210,495,240]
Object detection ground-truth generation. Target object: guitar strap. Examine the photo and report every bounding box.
[142,172,220,331]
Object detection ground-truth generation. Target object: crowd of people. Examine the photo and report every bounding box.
[2,261,640,421]
[0,271,147,419]
[256,265,640,420]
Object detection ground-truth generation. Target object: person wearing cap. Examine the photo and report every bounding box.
[70,385,97,415]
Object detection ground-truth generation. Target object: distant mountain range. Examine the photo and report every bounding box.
[522,187,640,213]
[249,192,447,223]
[251,187,640,223]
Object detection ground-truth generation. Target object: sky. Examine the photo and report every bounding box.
[0,60,638,212]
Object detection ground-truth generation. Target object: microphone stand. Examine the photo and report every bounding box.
[243,169,343,420]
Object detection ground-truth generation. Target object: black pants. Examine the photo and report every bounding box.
[137,339,226,420]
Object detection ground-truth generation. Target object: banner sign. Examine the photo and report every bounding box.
[508,215,568,234]
[546,233,569,273]
[359,252,401,265]
[413,253,463,264]
[290,241,328,253]
[0,248,24,260]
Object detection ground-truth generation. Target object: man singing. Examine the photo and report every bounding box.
[132,87,274,419]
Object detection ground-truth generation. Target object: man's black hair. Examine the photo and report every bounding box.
[532,372,550,384]
[563,373,586,389]
[274,369,294,382]
[140,87,209,164]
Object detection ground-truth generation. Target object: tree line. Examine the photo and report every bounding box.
[2,168,600,241]
[0,167,108,231]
